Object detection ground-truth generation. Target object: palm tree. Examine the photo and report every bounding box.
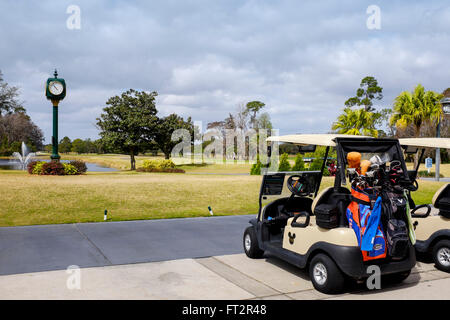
[332,108,378,137]
[390,84,443,166]
[390,84,443,137]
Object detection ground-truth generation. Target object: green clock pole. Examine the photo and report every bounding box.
[51,100,60,161]
[46,69,66,162]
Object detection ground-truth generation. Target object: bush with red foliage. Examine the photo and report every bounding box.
[42,161,65,175]
[327,161,337,176]
[27,161,39,174]
[69,160,87,174]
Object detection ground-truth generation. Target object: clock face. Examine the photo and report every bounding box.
[48,81,64,96]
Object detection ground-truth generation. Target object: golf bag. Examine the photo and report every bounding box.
[346,187,387,261]
[382,191,410,259]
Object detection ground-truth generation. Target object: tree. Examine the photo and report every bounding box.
[292,153,305,171]
[390,84,443,138]
[257,112,273,130]
[278,153,291,172]
[443,88,450,98]
[0,112,44,155]
[345,76,383,112]
[84,138,97,153]
[71,138,86,154]
[59,136,72,153]
[154,114,194,159]
[332,108,379,137]
[245,101,265,129]
[96,89,158,170]
[390,84,443,166]
[0,70,25,115]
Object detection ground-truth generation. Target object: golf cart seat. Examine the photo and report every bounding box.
[432,183,450,219]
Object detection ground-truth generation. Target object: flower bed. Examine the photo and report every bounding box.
[27,160,87,175]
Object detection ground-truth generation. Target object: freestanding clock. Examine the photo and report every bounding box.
[45,70,66,161]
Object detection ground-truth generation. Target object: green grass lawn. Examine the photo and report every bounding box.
[0,170,261,226]
[1,154,449,227]
[0,167,446,227]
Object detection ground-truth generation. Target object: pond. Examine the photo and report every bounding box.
[0,159,118,172]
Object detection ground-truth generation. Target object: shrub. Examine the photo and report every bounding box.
[291,153,305,171]
[417,170,444,178]
[139,159,184,173]
[327,161,337,176]
[322,167,331,176]
[278,153,291,172]
[309,157,323,171]
[63,163,78,175]
[159,159,176,170]
[142,159,176,170]
[27,161,38,174]
[136,167,185,173]
[69,160,87,174]
[42,161,65,175]
[32,161,45,175]
[250,159,262,175]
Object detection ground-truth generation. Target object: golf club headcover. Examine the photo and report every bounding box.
[360,160,372,176]
[347,152,361,173]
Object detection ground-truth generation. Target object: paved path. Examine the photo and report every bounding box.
[0,215,253,275]
[0,253,449,299]
[419,177,450,182]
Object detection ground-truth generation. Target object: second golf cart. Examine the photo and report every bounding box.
[243,134,417,293]
[398,138,450,272]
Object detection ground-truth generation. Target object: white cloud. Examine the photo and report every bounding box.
[0,0,449,140]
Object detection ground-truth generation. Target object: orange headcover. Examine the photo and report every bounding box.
[347,152,361,171]
[360,160,371,175]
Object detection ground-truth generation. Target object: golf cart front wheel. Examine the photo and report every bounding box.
[243,226,264,259]
[309,253,345,294]
[432,240,450,272]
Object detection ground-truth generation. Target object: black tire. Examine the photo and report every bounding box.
[309,253,345,294]
[383,270,411,284]
[432,240,450,272]
[243,226,264,259]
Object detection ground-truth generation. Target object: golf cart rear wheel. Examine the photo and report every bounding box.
[309,253,345,294]
[243,227,264,259]
[432,240,450,272]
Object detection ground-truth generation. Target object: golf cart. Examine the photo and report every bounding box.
[243,134,417,293]
[398,138,450,272]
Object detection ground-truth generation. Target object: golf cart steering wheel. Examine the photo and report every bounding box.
[287,175,308,196]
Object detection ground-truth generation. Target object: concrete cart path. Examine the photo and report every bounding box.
[0,215,254,276]
[0,253,449,300]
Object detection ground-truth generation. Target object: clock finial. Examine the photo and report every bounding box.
[54,69,58,78]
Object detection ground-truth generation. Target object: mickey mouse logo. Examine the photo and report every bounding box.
[288,232,296,245]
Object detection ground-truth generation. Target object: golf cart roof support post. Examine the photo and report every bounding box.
[414,148,425,177]
[257,143,272,221]
[315,146,330,197]
[257,175,265,221]
[334,140,344,188]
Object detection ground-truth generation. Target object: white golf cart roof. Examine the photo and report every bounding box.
[399,138,450,150]
[266,134,370,147]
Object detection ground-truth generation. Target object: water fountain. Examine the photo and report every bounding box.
[11,142,36,170]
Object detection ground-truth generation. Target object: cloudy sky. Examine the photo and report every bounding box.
[0,0,449,143]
